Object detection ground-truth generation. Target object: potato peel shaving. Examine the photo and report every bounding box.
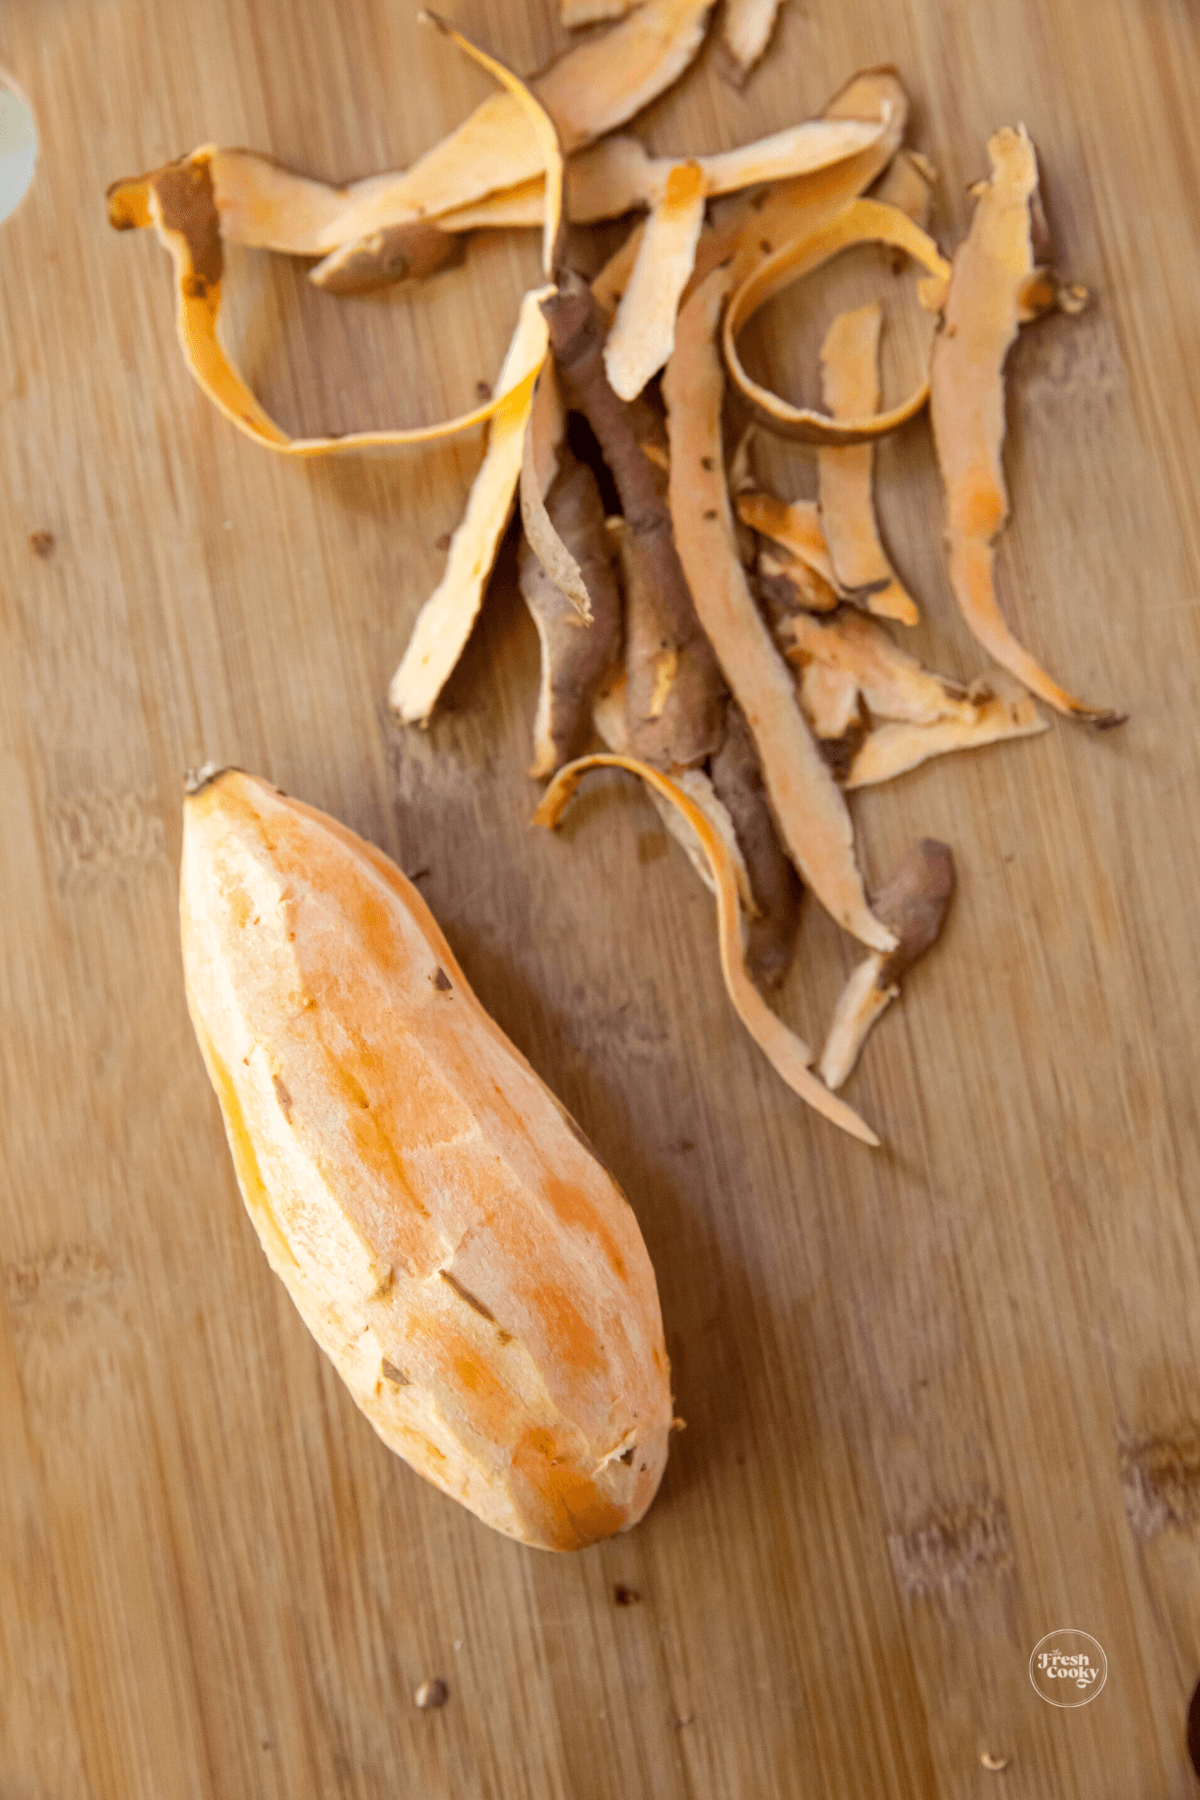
[717,69,909,292]
[929,126,1123,724]
[720,0,784,85]
[709,704,803,992]
[843,685,1048,787]
[870,148,936,230]
[758,545,841,618]
[519,457,623,777]
[389,287,554,724]
[723,198,951,444]
[592,670,759,917]
[818,303,920,624]
[563,0,644,26]
[604,161,707,400]
[569,114,885,224]
[778,608,980,728]
[818,839,954,1089]
[737,492,844,598]
[106,19,564,455]
[664,270,894,950]
[797,664,862,741]
[520,364,594,622]
[435,178,547,233]
[534,754,880,1145]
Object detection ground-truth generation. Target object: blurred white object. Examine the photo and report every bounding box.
[0,76,37,225]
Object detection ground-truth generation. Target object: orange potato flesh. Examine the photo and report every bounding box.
[182,769,674,1550]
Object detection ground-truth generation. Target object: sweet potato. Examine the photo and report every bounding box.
[181,769,673,1551]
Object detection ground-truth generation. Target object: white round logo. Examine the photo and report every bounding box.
[1029,1630,1107,1707]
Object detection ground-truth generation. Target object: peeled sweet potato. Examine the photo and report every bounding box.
[180,769,673,1551]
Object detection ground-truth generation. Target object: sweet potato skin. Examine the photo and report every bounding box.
[180,770,672,1551]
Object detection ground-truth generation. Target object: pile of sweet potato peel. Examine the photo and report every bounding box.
[107,3,1122,1146]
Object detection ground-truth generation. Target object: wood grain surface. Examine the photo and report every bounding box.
[3,2,1200,1795]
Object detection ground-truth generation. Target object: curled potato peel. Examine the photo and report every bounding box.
[534,754,879,1145]
[722,198,951,445]
[106,14,563,456]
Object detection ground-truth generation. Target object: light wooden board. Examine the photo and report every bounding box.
[3,2,1200,1794]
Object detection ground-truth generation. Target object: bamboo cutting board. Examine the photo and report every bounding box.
[4,2,1200,1795]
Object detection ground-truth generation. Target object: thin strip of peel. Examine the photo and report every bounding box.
[844,685,1048,786]
[706,68,909,294]
[779,608,981,726]
[603,161,707,400]
[664,267,894,951]
[818,839,954,1089]
[929,125,1121,723]
[818,956,895,1089]
[389,288,554,723]
[592,672,759,915]
[436,177,547,232]
[568,114,884,223]
[818,303,919,623]
[720,0,783,83]
[592,219,646,321]
[723,198,951,445]
[534,754,879,1144]
[562,0,644,27]
[422,13,562,280]
[520,362,593,621]
[737,492,843,593]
